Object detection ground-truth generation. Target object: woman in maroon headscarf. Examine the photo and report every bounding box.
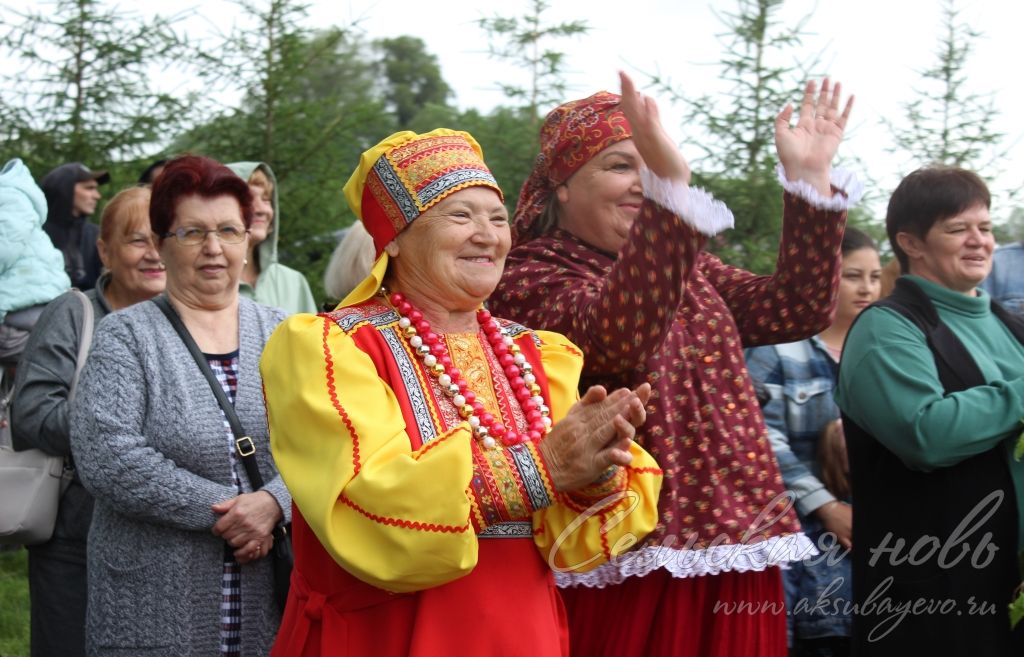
[491,72,861,657]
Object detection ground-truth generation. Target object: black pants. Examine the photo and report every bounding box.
[28,544,86,657]
[793,636,849,657]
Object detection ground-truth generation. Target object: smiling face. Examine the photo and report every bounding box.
[247,183,273,245]
[97,216,165,305]
[834,247,881,325]
[160,195,248,308]
[898,204,994,295]
[555,138,644,253]
[386,186,510,314]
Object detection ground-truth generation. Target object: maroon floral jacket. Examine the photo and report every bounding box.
[491,190,846,585]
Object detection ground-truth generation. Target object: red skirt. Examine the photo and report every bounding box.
[271,513,568,657]
[559,567,786,657]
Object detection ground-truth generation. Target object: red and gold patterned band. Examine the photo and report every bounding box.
[344,129,504,257]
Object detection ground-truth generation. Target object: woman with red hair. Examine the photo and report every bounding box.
[70,155,290,656]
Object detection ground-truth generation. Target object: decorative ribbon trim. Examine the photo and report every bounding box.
[412,427,466,461]
[339,494,471,534]
[322,317,362,475]
[626,465,664,476]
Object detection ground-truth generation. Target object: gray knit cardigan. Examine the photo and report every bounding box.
[70,295,290,656]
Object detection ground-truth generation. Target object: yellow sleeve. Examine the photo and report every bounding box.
[530,330,664,574]
[261,314,478,593]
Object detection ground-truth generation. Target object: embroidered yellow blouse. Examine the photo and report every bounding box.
[261,287,662,594]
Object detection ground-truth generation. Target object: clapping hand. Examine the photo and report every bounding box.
[539,383,651,492]
[775,78,854,197]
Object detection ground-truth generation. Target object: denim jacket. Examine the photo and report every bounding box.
[745,337,852,641]
[745,336,839,516]
[980,242,1024,316]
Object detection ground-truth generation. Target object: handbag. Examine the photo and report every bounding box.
[0,290,91,545]
[153,296,293,611]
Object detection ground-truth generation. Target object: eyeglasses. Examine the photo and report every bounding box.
[162,226,249,246]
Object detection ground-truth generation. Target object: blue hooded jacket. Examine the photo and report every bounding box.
[0,159,71,322]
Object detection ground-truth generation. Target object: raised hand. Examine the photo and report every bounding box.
[775,78,854,197]
[618,71,691,185]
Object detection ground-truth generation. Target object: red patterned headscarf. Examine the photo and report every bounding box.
[511,92,632,244]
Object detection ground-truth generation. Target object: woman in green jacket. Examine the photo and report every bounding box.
[227,161,316,314]
[836,166,1024,657]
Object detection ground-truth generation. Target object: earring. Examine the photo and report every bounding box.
[243,258,249,265]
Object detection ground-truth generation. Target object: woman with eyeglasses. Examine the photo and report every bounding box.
[69,156,290,656]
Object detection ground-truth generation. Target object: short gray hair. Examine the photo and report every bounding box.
[324,222,376,302]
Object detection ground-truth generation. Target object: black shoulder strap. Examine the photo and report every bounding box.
[152,296,266,490]
[873,277,984,393]
[990,299,1024,345]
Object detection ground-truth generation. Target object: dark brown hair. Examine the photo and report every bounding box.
[886,166,990,273]
[841,226,877,257]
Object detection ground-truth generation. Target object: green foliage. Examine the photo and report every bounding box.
[695,171,785,274]
[0,549,29,657]
[406,102,541,214]
[180,2,398,304]
[883,0,1003,176]
[373,36,452,127]
[0,0,193,180]
[477,0,588,123]
[652,0,815,273]
[1011,586,1024,629]
[174,0,541,303]
[994,207,1024,245]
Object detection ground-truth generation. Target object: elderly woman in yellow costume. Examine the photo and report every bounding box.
[260,125,664,657]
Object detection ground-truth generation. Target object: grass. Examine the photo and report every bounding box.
[0,547,29,657]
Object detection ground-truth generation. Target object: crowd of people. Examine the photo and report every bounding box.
[1,69,1023,657]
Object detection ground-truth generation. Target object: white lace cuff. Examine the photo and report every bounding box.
[554,532,818,588]
[640,168,734,236]
[775,163,864,211]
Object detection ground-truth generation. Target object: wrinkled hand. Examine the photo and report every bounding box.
[212,490,283,563]
[538,383,652,492]
[775,78,854,197]
[816,500,852,551]
[619,71,691,185]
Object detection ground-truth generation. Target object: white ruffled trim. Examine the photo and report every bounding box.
[639,168,734,237]
[775,163,864,211]
[554,532,818,589]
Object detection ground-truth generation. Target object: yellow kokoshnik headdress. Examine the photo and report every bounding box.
[343,128,503,258]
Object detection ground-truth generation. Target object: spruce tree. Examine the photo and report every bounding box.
[0,0,192,179]
[884,0,1004,177]
[477,0,589,126]
[652,0,817,273]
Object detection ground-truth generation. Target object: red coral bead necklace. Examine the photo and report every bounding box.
[388,291,552,450]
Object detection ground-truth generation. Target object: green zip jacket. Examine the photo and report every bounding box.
[836,274,1024,545]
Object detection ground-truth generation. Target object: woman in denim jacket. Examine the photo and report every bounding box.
[745,227,881,657]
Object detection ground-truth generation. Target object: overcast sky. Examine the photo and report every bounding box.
[311,0,1024,219]
[149,0,1024,219]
